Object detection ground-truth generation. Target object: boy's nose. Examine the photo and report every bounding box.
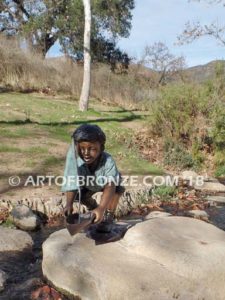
[84,148,90,155]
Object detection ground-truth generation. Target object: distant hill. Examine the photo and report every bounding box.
[128,59,225,84]
[185,60,225,83]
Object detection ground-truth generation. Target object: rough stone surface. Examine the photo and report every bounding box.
[42,217,225,300]
[94,187,153,217]
[185,210,209,219]
[10,205,40,231]
[181,170,199,180]
[0,194,66,218]
[0,270,8,292]
[207,196,225,204]
[0,187,152,218]
[0,227,33,251]
[145,211,172,220]
[194,181,225,192]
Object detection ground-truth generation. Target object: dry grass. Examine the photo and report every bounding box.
[0,35,83,94]
[0,35,155,109]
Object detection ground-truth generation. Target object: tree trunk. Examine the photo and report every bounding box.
[79,0,91,111]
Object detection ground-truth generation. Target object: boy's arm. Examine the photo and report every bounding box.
[64,190,78,216]
[92,183,116,223]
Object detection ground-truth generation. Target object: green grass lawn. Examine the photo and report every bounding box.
[0,92,163,191]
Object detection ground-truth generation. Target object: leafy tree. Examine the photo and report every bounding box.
[0,0,62,55]
[0,0,134,60]
[177,0,225,46]
[59,0,134,69]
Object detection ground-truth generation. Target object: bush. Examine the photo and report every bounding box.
[214,166,225,178]
[191,139,205,168]
[146,81,225,172]
[148,83,210,142]
[212,112,225,151]
[153,185,177,200]
[163,140,194,169]
[214,150,225,166]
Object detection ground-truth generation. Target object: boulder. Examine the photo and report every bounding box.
[10,205,40,231]
[185,210,209,220]
[207,196,225,204]
[194,181,225,192]
[0,270,8,292]
[145,211,172,220]
[42,216,225,300]
[0,196,66,218]
[181,170,199,180]
[0,227,33,251]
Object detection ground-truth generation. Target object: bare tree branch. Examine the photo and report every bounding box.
[177,21,225,46]
[178,1,225,46]
[190,0,225,5]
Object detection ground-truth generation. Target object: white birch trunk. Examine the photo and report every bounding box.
[79,0,91,111]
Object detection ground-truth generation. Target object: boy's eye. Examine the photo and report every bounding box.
[80,147,96,151]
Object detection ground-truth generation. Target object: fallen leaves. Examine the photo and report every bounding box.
[31,285,63,300]
[129,182,211,219]
[0,207,9,224]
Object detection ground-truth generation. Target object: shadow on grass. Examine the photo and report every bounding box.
[0,87,14,93]
[0,114,142,126]
[100,108,141,113]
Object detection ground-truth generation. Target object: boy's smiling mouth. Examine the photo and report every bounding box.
[83,156,95,164]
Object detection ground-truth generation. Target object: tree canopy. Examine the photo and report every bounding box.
[0,0,134,62]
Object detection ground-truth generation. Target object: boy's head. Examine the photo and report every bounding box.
[72,124,106,165]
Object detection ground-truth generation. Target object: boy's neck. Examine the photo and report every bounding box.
[87,153,102,173]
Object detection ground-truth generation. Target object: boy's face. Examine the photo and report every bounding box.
[77,141,102,165]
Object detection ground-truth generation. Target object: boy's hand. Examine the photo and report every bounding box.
[64,203,73,216]
[91,206,105,223]
[64,191,76,216]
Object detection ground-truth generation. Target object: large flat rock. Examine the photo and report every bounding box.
[0,227,33,252]
[194,181,225,192]
[42,216,225,300]
[207,196,225,204]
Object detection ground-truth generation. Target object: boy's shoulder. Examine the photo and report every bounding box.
[99,152,117,167]
[97,152,119,176]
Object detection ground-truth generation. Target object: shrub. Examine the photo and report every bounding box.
[214,166,225,178]
[163,140,194,169]
[191,139,205,168]
[153,185,177,200]
[148,83,210,142]
[214,150,225,166]
[212,112,225,151]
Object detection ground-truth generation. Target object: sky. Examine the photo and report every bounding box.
[47,0,225,67]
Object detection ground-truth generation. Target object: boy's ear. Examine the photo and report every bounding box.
[101,144,105,151]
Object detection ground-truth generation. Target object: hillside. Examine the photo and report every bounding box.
[129,59,225,84]
[185,60,225,83]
